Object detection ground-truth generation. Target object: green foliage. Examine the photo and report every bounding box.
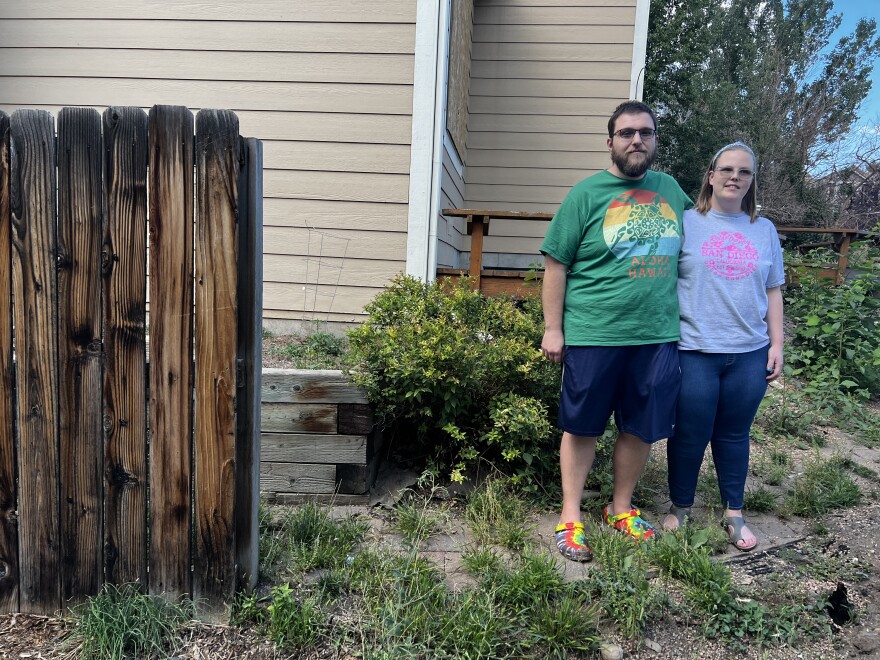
[347,275,560,488]
[785,246,880,409]
[464,476,532,551]
[784,453,862,516]
[235,585,323,651]
[645,0,880,222]
[259,501,369,579]
[263,327,350,369]
[743,486,780,513]
[392,477,452,548]
[67,584,193,660]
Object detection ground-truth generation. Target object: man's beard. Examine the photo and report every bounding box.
[611,144,656,178]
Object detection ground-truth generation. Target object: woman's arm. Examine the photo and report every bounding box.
[765,286,784,381]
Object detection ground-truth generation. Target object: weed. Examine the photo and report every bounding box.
[67,584,193,660]
[265,584,323,650]
[743,486,779,513]
[464,477,532,551]
[392,495,450,547]
[784,454,861,516]
[839,457,879,481]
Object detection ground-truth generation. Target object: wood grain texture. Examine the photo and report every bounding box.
[261,403,337,434]
[259,462,336,494]
[193,110,239,609]
[234,137,262,592]
[261,370,368,404]
[10,109,61,613]
[0,111,18,613]
[102,106,148,587]
[148,105,194,598]
[56,107,104,606]
[260,433,366,464]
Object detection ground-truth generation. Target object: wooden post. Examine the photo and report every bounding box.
[10,110,61,613]
[0,111,18,614]
[148,106,194,598]
[836,233,852,285]
[467,213,489,290]
[235,137,263,593]
[57,107,105,606]
[102,107,148,587]
[193,110,240,612]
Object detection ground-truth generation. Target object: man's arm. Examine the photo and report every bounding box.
[541,255,567,363]
[765,286,784,381]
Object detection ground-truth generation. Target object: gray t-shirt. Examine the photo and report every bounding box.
[678,208,785,353]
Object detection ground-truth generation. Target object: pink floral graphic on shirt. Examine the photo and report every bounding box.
[701,231,758,280]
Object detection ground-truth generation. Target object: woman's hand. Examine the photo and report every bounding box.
[766,344,783,381]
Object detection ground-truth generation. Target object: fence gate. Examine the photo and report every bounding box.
[0,106,262,616]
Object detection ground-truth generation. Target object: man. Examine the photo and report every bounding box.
[540,100,692,561]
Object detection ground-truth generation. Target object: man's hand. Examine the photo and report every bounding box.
[542,329,565,363]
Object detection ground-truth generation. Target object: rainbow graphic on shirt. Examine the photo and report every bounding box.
[602,189,681,268]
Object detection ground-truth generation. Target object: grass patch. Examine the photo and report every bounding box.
[66,584,193,660]
[784,454,861,516]
[263,329,350,369]
[464,477,532,551]
[743,486,779,513]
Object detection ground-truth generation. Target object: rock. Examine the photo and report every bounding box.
[599,641,624,660]
[851,631,880,654]
[643,638,662,652]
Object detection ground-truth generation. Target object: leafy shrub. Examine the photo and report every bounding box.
[784,243,880,408]
[347,275,560,488]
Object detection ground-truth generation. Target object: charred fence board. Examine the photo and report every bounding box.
[102,106,148,587]
[193,109,239,610]
[0,111,17,613]
[148,105,195,599]
[57,107,105,606]
[10,109,62,614]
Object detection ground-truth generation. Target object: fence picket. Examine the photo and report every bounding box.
[102,107,149,587]
[57,107,105,606]
[0,111,18,613]
[193,110,239,609]
[148,105,194,599]
[10,109,62,613]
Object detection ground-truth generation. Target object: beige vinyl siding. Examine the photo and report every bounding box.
[0,1,417,328]
[437,142,467,269]
[463,0,637,269]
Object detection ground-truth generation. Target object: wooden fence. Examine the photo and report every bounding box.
[0,106,263,616]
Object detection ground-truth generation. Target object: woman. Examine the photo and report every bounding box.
[663,141,784,551]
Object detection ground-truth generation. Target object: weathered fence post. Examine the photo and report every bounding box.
[0,111,17,613]
[10,109,62,614]
[236,137,263,592]
[102,106,149,588]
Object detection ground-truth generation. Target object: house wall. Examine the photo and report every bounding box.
[462,0,638,270]
[0,0,417,330]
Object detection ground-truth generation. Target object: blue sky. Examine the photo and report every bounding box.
[829,0,880,128]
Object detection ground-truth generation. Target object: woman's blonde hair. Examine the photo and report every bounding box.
[694,141,758,221]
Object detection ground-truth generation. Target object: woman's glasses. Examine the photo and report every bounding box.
[714,166,754,179]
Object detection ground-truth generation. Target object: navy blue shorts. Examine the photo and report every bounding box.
[558,342,681,443]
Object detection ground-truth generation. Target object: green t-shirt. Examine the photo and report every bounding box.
[540,170,692,346]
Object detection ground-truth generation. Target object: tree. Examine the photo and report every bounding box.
[645,0,880,226]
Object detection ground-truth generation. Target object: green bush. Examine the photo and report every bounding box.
[784,243,880,407]
[347,275,560,488]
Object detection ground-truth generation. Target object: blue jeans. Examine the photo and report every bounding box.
[667,346,769,510]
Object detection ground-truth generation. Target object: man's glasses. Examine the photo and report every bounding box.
[612,128,657,141]
[714,166,754,179]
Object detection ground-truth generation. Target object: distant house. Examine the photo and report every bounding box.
[0,0,649,331]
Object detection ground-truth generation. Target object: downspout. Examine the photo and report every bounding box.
[631,0,651,100]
